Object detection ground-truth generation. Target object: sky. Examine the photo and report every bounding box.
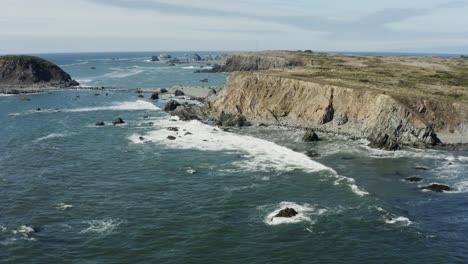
[0,0,467,54]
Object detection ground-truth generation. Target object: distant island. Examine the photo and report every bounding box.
[0,55,79,94]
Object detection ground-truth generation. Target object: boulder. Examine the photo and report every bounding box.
[167,136,177,140]
[151,56,159,62]
[369,133,400,151]
[171,105,207,121]
[167,127,179,132]
[200,78,209,83]
[150,93,159,100]
[405,177,423,183]
[174,90,185,96]
[421,184,451,193]
[112,118,125,125]
[164,100,181,112]
[216,112,250,127]
[209,88,217,95]
[303,129,320,142]
[274,208,298,218]
[160,88,168,94]
[139,136,145,141]
[95,121,105,126]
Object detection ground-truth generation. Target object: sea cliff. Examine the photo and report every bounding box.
[209,51,468,149]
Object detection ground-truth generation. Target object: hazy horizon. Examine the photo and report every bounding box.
[1,0,468,54]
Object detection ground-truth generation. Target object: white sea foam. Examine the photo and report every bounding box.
[182,66,213,70]
[129,118,369,196]
[0,94,14,96]
[264,202,327,226]
[56,202,73,210]
[34,133,75,142]
[0,225,6,232]
[65,100,160,112]
[384,216,412,226]
[80,219,125,235]
[60,61,89,67]
[105,68,144,78]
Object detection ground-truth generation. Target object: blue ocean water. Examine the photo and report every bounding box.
[0,52,467,263]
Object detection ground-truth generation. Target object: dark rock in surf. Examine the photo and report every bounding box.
[421,184,451,193]
[193,53,202,61]
[170,105,207,121]
[167,135,177,140]
[305,150,320,158]
[160,88,168,94]
[303,129,319,142]
[138,95,144,98]
[167,127,179,132]
[164,100,181,112]
[151,56,159,62]
[112,118,125,125]
[274,208,298,218]
[150,93,159,100]
[95,121,105,126]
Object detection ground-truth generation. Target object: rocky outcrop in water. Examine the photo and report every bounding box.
[274,208,298,218]
[303,129,320,142]
[170,105,208,121]
[164,100,181,112]
[112,118,125,125]
[0,55,79,92]
[421,184,451,192]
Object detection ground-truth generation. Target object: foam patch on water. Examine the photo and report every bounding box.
[56,202,73,210]
[129,118,368,196]
[34,132,75,142]
[384,216,412,226]
[65,100,160,112]
[0,94,14,96]
[264,202,327,226]
[80,219,125,235]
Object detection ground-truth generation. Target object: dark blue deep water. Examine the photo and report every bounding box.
[0,53,467,263]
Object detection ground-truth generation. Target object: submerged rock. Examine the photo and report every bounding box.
[138,95,144,98]
[303,129,320,142]
[415,166,429,171]
[404,177,423,183]
[305,150,320,158]
[164,100,181,112]
[95,121,105,126]
[274,208,298,218]
[112,118,125,125]
[167,127,179,132]
[421,184,451,193]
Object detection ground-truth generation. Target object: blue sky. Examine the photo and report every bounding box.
[0,0,467,53]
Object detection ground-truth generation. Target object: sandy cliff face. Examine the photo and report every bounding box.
[210,73,468,148]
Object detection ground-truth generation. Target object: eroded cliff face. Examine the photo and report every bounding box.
[210,73,468,148]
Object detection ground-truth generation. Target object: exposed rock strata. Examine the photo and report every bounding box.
[208,73,464,149]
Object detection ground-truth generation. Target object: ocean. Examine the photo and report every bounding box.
[0,52,467,263]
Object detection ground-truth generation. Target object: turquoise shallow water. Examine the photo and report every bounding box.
[0,53,467,263]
